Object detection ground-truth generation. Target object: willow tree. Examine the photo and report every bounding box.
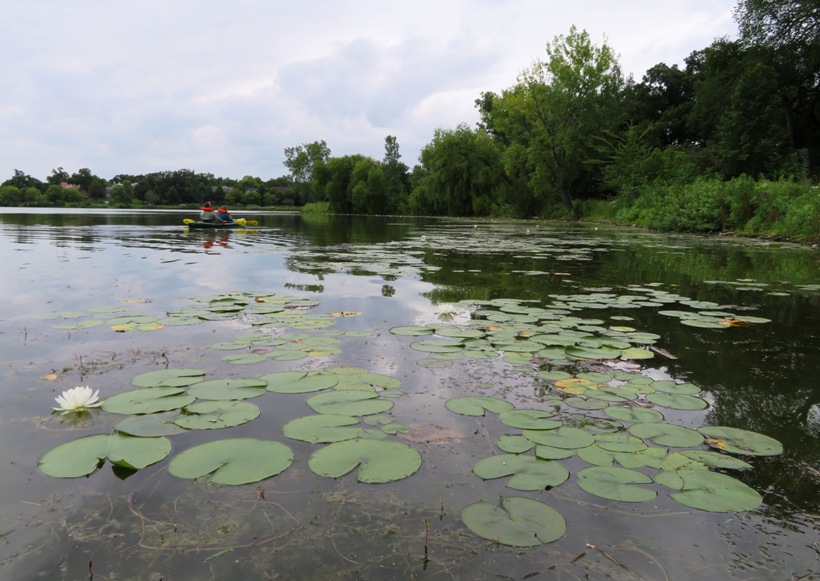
[479,26,625,216]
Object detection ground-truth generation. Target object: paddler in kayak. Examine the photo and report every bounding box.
[216,206,234,223]
[200,202,219,222]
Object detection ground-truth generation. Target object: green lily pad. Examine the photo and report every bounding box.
[697,426,783,456]
[473,454,569,491]
[576,466,657,502]
[187,378,268,400]
[654,469,762,512]
[522,426,595,450]
[114,412,187,437]
[169,438,293,485]
[461,497,566,547]
[261,370,339,393]
[308,438,421,483]
[131,368,206,388]
[651,381,701,395]
[534,446,576,460]
[678,450,753,470]
[410,339,465,353]
[445,396,515,417]
[594,434,647,453]
[497,435,535,454]
[222,353,269,364]
[283,414,364,443]
[564,397,610,411]
[628,423,705,447]
[306,391,393,416]
[39,433,172,477]
[646,393,709,410]
[173,401,260,430]
[102,387,196,415]
[498,409,561,430]
[604,406,664,424]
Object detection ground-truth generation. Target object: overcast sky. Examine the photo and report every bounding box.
[2,1,738,182]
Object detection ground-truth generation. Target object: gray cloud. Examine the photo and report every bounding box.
[1,0,737,181]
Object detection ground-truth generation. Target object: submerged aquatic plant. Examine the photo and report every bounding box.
[52,386,102,413]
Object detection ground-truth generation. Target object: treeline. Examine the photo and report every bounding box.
[292,1,818,236]
[0,167,297,209]
[2,1,818,237]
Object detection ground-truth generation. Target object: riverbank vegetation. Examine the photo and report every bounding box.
[2,0,818,239]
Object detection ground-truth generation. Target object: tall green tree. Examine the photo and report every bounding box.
[479,26,625,216]
[283,140,331,203]
[382,135,409,214]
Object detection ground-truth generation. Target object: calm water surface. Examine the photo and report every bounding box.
[0,208,817,580]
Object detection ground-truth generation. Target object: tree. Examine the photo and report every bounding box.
[350,157,386,214]
[411,124,508,216]
[734,0,820,173]
[283,140,331,203]
[109,181,133,207]
[480,26,625,216]
[47,167,70,186]
[2,170,43,191]
[382,135,409,213]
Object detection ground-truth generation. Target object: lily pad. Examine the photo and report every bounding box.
[306,390,393,416]
[628,423,705,448]
[646,393,709,410]
[308,438,422,483]
[697,426,783,456]
[114,412,187,437]
[522,426,595,450]
[39,433,171,477]
[261,370,339,393]
[576,466,657,502]
[461,497,566,547]
[173,401,260,430]
[187,378,268,400]
[283,414,364,443]
[473,454,569,490]
[445,396,514,417]
[102,387,196,415]
[654,469,763,512]
[604,406,664,424]
[497,435,535,454]
[678,450,753,470]
[168,438,293,485]
[498,409,561,430]
[131,368,206,388]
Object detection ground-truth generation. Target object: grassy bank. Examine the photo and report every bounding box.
[578,176,820,242]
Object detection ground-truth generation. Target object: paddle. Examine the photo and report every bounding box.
[182,218,259,226]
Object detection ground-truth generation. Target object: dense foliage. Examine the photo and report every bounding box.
[3,1,817,237]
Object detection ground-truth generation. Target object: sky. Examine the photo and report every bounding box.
[1,1,738,182]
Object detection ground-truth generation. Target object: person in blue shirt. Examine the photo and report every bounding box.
[216,206,234,223]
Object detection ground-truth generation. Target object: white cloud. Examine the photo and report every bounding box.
[0,0,738,181]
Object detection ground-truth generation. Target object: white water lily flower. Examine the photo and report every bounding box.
[53,386,102,412]
[437,303,458,316]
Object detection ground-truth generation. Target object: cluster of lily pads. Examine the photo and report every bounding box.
[39,366,421,485]
[33,292,362,334]
[37,286,785,551]
[446,388,782,546]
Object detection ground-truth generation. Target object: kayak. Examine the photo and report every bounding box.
[183,218,257,228]
[186,220,241,229]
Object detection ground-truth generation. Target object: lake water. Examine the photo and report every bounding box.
[0,208,817,580]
